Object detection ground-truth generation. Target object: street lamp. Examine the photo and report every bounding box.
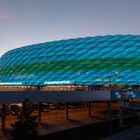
[109,71,125,128]
[108,71,121,132]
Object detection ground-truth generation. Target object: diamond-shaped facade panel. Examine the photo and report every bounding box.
[0,35,140,86]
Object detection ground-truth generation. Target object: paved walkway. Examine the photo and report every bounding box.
[102,125,140,140]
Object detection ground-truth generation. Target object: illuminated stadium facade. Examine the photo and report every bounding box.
[0,35,140,91]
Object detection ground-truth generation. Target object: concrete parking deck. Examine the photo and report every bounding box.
[38,114,109,135]
[0,102,118,139]
[0,114,109,140]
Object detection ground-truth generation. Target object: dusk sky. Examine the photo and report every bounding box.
[0,0,140,56]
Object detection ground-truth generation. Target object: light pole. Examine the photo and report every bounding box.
[108,71,120,132]
[113,72,125,128]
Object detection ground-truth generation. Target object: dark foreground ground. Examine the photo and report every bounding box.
[40,116,140,140]
[103,125,140,140]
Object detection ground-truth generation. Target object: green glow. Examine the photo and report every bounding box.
[1,58,140,76]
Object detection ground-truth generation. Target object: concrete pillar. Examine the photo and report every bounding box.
[118,106,125,128]
[38,103,42,123]
[66,103,69,120]
[88,101,91,117]
[107,101,112,132]
[1,104,6,130]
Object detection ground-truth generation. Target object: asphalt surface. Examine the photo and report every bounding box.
[103,125,140,140]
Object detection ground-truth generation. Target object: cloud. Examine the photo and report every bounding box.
[0,9,13,21]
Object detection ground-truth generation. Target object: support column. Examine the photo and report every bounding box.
[1,104,6,130]
[88,101,91,117]
[108,100,112,132]
[118,102,125,128]
[38,103,42,123]
[66,103,69,120]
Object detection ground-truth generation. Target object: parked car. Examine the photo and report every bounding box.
[56,103,66,110]
[68,102,85,109]
[40,103,49,112]
[10,104,21,115]
[32,103,49,112]
[48,103,57,110]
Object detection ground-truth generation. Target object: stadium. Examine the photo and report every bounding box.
[0,34,140,91]
[0,35,140,131]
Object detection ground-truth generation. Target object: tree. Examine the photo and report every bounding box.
[11,99,39,140]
